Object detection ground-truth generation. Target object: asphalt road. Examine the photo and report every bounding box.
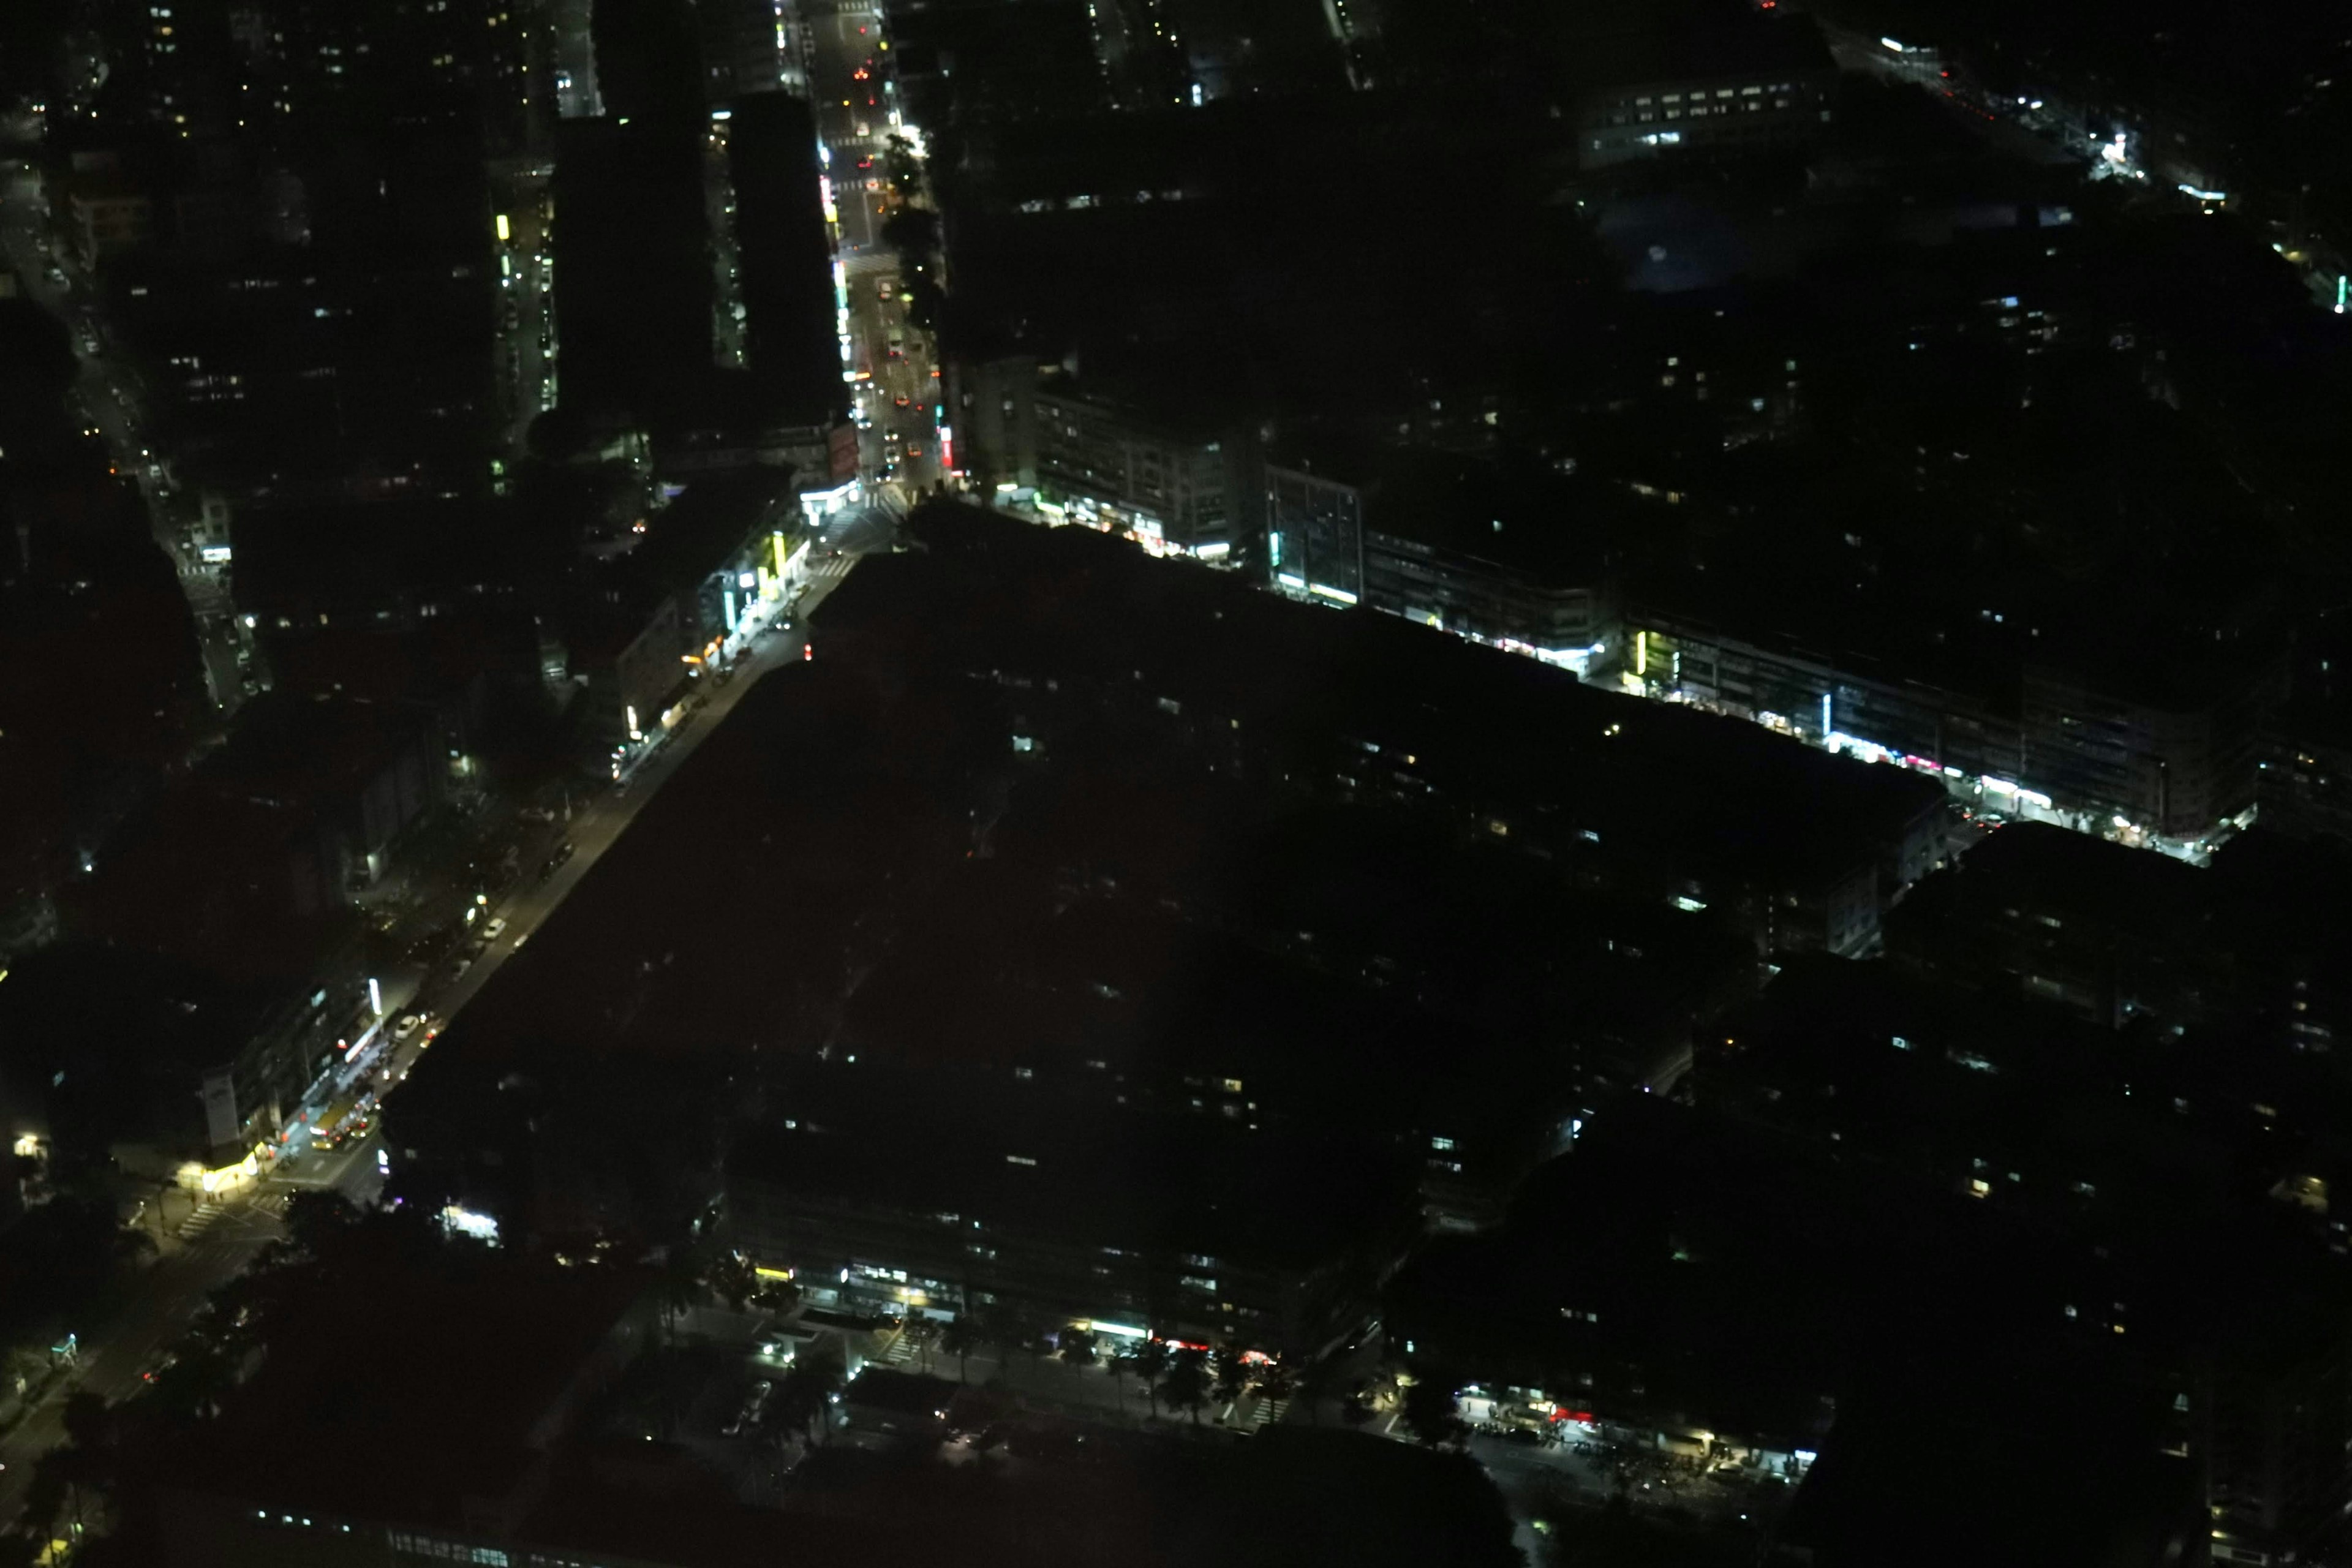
[0,533,876,1536]
[488,160,557,450]
[0,1200,287,1528]
[0,160,248,709]
[799,0,943,491]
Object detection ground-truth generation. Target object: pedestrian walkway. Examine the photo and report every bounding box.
[176,1202,225,1241]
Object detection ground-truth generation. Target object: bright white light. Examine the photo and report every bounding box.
[440,1205,500,1244]
[1085,1320,1148,1339]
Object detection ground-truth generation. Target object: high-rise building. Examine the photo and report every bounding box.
[551,116,712,423]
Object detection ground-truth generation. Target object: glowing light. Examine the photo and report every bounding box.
[494,213,510,242]
[1082,1320,1148,1339]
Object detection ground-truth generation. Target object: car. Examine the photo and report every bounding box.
[393,1013,423,1041]
[723,1379,776,1436]
[538,842,576,880]
[447,954,474,981]
[519,805,555,823]
[483,916,508,941]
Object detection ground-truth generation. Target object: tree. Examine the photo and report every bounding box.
[1105,1344,1134,1405]
[707,1250,758,1314]
[1059,1326,1099,1367]
[282,1190,358,1255]
[145,1341,237,1423]
[883,135,926,203]
[1295,1355,1346,1426]
[60,1390,113,1457]
[939,1314,981,1384]
[1212,1345,1251,1408]
[1256,1360,1294,1406]
[777,1360,842,1447]
[880,206,940,259]
[1131,1338,1170,1419]
[1400,1376,1467,1449]
[903,270,946,336]
[1160,1346,1212,1426]
[656,1243,704,1344]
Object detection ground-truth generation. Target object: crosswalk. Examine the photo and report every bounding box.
[176,1203,225,1240]
[1256,1396,1290,1428]
[802,553,858,583]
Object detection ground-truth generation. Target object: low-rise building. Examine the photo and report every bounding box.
[836,1368,959,1448]
[956,356,1246,560]
[152,1250,663,1568]
[1566,9,1839,172]
[730,1094,1411,1358]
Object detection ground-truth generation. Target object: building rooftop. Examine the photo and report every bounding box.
[399,501,1940,1238]
[732,1095,1413,1275]
[841,1367,959,1416]
[170,1240,650,1529]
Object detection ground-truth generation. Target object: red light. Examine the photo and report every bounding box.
[802,644,813,661]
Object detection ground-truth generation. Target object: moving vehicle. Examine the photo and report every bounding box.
[393,1013,423,1042]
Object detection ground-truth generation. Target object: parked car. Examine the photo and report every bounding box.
[482,917,508,941]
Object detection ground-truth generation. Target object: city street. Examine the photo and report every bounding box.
[0,1198,286,1527]
[0,153,249,710]
[0,516,876,1537]
[488,160,557,451]
[797,0,944,490]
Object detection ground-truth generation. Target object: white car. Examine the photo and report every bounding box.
[483,917,508,941]
[393,1013,422,1041]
